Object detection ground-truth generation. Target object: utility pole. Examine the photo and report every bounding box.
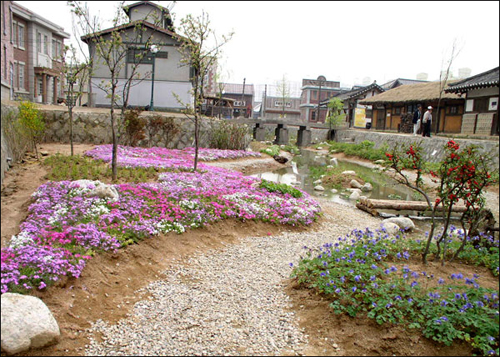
[241,77,246,118]
[262,84,267,118]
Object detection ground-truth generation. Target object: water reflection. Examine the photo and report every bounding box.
[250,149,419,208]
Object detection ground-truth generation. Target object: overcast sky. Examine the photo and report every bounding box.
[17,1,500,99]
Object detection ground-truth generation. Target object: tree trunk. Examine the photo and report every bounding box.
[358,198,467,213]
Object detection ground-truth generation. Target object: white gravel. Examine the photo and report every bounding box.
[84,199,382,356]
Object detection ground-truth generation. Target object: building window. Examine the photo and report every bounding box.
[394,107,401,115]
[311,111,316,121]
[234,100,246,107]
[44,35,48,54]
[18,63,25,90]
[3,46,6,80]
[489,97,498,111]
[37,32,41,53]
[448,106,458,114]
[52,39,57,58]
[465,99,474,112]
[12,21,17,46]
[17,24,24,49]
[312,90,317,100]
[274,101,291,107]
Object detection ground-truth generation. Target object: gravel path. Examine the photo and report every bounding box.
[84,199,382,356]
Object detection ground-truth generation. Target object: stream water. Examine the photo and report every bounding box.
[250,149,429,217]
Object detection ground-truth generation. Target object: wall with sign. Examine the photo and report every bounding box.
[353,107,366,128]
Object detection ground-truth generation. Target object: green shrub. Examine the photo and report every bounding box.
[124,108,146,146]
[260,145,280,157]
[209,120,249,150]
[17,101,45,158]
[259,179,302,198]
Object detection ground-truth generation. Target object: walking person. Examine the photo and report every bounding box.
[422,106,433,137]
[413,104,422,136]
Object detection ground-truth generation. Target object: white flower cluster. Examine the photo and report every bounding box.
[48,203,69,225]
[153,220,186,235]
[179,200,199,210]
[9,231,35,248]
[85,199,111,219]
[222,193,267,216]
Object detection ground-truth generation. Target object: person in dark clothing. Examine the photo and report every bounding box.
[413,104,422,136]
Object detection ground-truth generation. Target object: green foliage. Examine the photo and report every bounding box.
[259,179,302,198]
[209,120,249,150]
[282,144,300,155]
[326,98,346,127]
[17,101,45,157]
[260,145,281,157]
[43,153,162,183]
[1,108,31,160]
[124,108,146,146]
[328,140,388,162]
[292,228,499,356]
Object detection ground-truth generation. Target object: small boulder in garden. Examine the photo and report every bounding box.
[1,293,60,355]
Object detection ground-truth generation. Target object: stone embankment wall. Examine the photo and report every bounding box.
[40,108,226,149]
[335,129,500,170]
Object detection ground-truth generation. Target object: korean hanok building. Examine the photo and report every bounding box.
[359,81,464,133]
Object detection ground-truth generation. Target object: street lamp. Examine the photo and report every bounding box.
[316,75,326,122]
[149,44,159,111]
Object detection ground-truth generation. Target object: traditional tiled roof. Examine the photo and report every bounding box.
[221,83,255,96]
[359,80,462,105]
[445,67,499,93]
[381,78,428,90]
[320,82,384,105]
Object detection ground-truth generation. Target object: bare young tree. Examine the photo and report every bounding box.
[69,1,173,180]
[435,38,463,134]
[276,74,291,119]
[173,10,233,171]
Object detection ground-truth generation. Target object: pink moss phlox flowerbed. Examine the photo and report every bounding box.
[1,146,320,294]
[84,145,262,170]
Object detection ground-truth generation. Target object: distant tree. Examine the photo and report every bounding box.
[435,38,463,134]
[173,10,233,171]
[275,74,291,119]
[326,97,346,128]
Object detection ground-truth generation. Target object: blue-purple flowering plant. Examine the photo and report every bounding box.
[291,227,499,356]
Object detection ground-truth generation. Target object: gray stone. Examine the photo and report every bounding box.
[313,179,322,185]
[349,190,360,200]
[1,293,60,355]
[350,179,363,189]
[361,182,373,192]
[88,184,119,202]
[383,217,415,232]
[381,222,401,235]
[342,170,356,176]
[314,185,325,191]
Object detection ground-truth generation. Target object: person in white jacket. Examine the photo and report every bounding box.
[422,106,433,137]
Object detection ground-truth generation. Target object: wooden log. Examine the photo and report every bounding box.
[356,202,379,216]
[358,198,468,213]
